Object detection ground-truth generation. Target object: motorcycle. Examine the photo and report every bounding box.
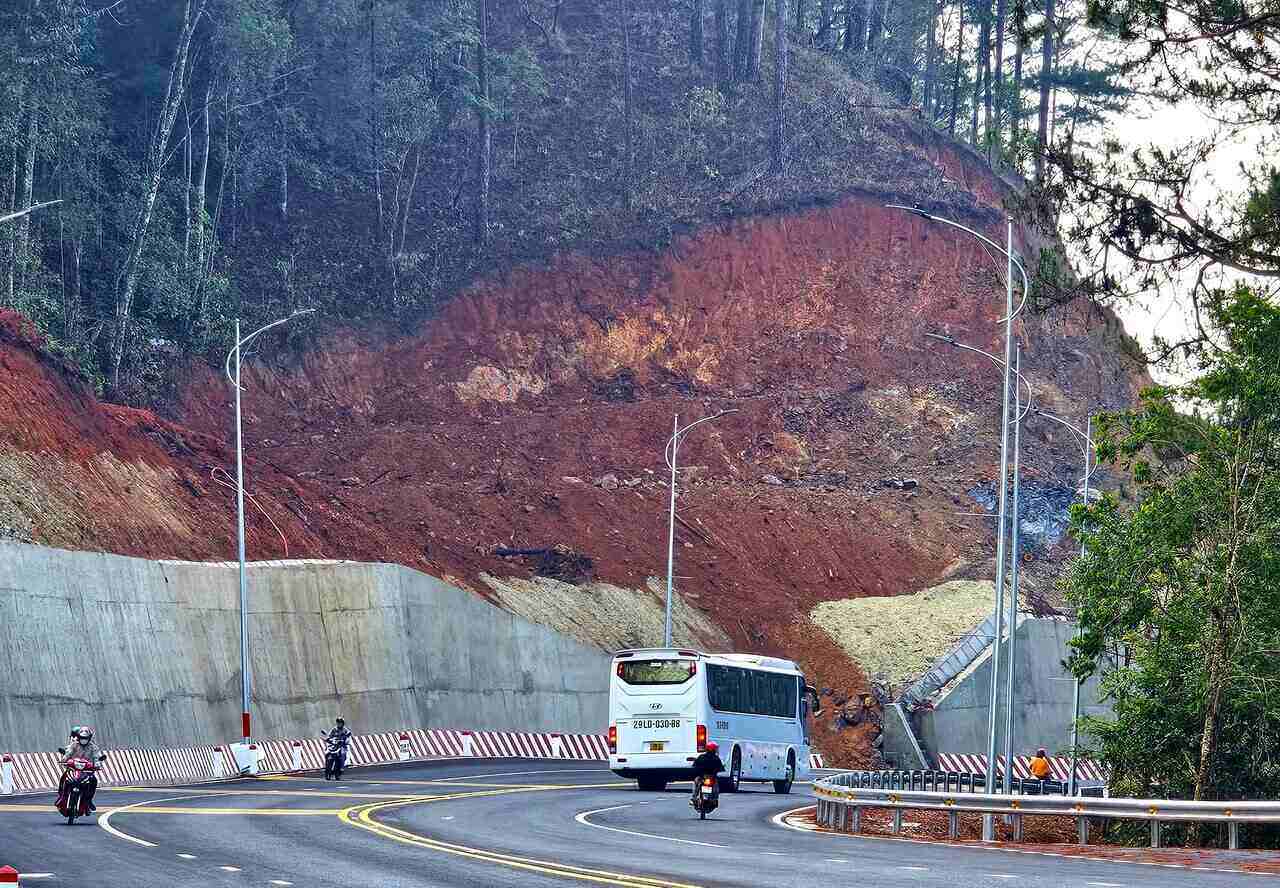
[691,774,719,820]
[55,749,105,824]
[322,736,348,781]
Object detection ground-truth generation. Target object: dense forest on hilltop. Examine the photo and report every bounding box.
[0,0,1118,401]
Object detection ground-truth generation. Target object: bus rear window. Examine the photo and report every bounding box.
[616,659,696,685]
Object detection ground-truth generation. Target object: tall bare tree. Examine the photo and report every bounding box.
[110,0,207,396]
[691,0,705,66]
[734,0,752,79]
[474,0,490,247]
[771,0,789,174]
[949,0,965,135]
[715,0,731,85]
[620,0,634,209]
[1034,0,1054,181]
[746,0,766,79]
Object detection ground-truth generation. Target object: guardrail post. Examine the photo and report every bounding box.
[1077,817,1088,845]
[0,755,12,795]
[892,808,903,835]
[1150,819,1161,849]
[948,811,959,839]
[982,813,995,842]
[1011,813,1023,843]
[1229,821,1240,850]
[851,806,861,833]
[461,731,474,757]
[290,740,303,771]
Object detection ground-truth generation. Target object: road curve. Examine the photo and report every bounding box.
[1,759,1264,887]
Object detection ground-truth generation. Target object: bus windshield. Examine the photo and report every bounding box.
[617,659,696,685]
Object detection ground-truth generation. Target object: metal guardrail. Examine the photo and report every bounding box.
[836,769,1071,796]
[814,772,1275,849]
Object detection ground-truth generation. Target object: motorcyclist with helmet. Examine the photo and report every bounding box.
[59,726,105,812]
[689,740,725,804]
[324,717,352,773]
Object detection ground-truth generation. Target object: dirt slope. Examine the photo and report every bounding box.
[0,141,1143,764]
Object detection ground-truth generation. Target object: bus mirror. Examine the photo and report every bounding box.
[805,685,824,717]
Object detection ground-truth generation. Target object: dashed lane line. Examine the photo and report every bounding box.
[218,865,241,872]
[573,804,727,849]
[340,789,702,888]
[177,854,198,860]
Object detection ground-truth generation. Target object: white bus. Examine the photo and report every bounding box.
[607,647,817,793]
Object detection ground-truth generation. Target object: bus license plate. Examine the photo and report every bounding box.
[647,742,665,752]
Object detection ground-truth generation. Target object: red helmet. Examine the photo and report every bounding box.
[705,741,719,752]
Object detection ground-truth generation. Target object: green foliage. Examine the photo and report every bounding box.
[1064,286,1280,809]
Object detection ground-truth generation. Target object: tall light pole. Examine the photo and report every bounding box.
[224,309,315,742]
[921,332,1029,798]
[663,409,737,647]
[902,204,1031,812]
[1033,408,1094,795]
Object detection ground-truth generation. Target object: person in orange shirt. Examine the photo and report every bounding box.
[1029,748,1052,780]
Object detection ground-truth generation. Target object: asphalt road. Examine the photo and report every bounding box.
[1,759,1262,886]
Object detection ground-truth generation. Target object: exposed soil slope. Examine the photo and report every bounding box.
[0,138,1143,764]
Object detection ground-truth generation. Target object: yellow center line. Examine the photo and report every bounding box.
[102,787,431,800]
[337,789,702,888]
[108,806,345,816]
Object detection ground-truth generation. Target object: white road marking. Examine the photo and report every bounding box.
[1086,883,1124,887]
[771,804,820,832]
[17,875,54,880]
[219,865,241,872]
[268,881,294,886]
[762,852,785,856]
[825,858,849,863]
[986,876,1017,880]
[177,854,198,860]
[441,815,455,820]
[898,866,929,871]
[574,804,727,848]
[99,793,204,847]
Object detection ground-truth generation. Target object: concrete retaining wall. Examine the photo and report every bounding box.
[0,542,610,752]
[913,617,1109,761]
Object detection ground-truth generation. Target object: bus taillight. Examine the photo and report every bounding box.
[608,725,617,754]
[696,724,707,752]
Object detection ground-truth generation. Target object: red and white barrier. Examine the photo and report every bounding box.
[936,752,1107,782]
[809,753,825,769]
[0,728,613,794]
[0,865,18,884]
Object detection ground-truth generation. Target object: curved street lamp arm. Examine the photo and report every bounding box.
[224,309,317,389]
[924,333,1035,421]
[886,204,1031,324]
[664,409,740,471]
[1033,408,1097,479]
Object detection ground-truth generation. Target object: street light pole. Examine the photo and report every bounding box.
[663,409,738,647]
[1034,408,1094,795]
[1002,346,1024,792]
[896,203,1030,822]
[224,309,315,743]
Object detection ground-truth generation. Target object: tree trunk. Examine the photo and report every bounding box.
[949,0,964,135]
[370,1,383,240]
[110,0,205,397]
[691,0,705,66]
[993,0,1007,146]
[4,129,15,303]
[196,86,210,270]
[183,104,192,265]
[1193,611,1229,802]
[474,0,490,247]
[818,0,832,45]
[747,0,766,79]
[771,0,789,174]
[16,107,37,294]
[867,0,884,52]
[620,0,634,210]
[982,8,994,160]
[1034,0,1054,182]
[279,110,289,220]
[923,0,938,117]
[843,0,864,52]
[1011,0,1025,151]
[794,0,806,34]
[715,0,731,86]
[734,0,752,80]
[970,10,985,146]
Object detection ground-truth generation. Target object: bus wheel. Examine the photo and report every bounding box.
[773,754,795,794]
[720,749,742,793]
[637,776,666,792]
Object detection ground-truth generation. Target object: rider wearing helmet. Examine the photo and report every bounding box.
[59,727,104,811]
[689,740,725,802]
[325,717,352,769]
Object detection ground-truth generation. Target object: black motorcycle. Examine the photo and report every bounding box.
[691,774,720,820]
[322,736,348,780]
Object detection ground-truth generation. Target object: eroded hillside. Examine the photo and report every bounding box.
[0,134,1143,764]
